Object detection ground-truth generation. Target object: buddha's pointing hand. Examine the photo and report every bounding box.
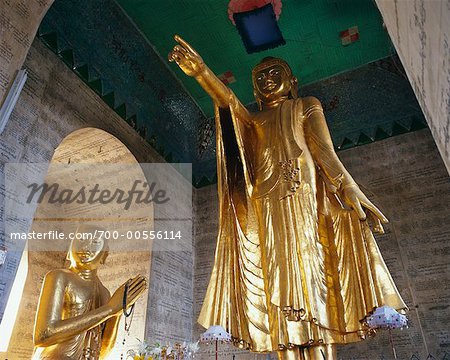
[169,35,205,77]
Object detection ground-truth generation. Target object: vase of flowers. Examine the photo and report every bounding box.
[127,340,200,360]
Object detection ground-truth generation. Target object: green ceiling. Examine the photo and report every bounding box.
[115,0,394,117]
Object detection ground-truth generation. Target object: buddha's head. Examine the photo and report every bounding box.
[67,224,109,270]
[252,57,298,108]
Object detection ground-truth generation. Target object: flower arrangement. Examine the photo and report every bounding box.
[127,340,200,360]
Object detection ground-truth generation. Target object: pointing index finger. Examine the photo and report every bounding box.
[174,34,199,56]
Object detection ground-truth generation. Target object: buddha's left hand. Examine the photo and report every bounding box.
[341,183,388,233]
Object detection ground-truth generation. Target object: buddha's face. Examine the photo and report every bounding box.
[68,233,107,269]
[253,64,292,103]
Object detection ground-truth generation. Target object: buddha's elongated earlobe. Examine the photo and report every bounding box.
[290,77,299,99]
[254,90,263,110]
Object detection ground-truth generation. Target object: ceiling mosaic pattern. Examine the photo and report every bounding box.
[115,0,396,117]
[38,0,427,187]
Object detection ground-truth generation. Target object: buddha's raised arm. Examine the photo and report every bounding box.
[303,96,388,232]
[33,272,146,348]
[34,270,111,347]
[169,35,250,122]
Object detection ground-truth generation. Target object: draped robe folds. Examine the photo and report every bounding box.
[198,98,406,352]
[35,273,103,360]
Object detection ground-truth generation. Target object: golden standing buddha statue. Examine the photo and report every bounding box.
[33,226,147,359]
[169,35,406,360]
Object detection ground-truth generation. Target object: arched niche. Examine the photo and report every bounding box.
[3,127,153,359]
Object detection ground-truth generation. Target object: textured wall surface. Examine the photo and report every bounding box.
[193,129,450,360]
[376,0,450,175]
[0,0,54,106]
[0,39,193,358]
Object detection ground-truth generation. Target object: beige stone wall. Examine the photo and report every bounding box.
[0,0,54,107]
[376,0,450,175]
[193,129,450,360]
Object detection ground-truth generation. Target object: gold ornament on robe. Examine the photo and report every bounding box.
[32,225,147,360]
[169,36,407,359]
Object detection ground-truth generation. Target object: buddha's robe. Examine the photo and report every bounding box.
[34,270,104,360]
[198,97,406,352]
